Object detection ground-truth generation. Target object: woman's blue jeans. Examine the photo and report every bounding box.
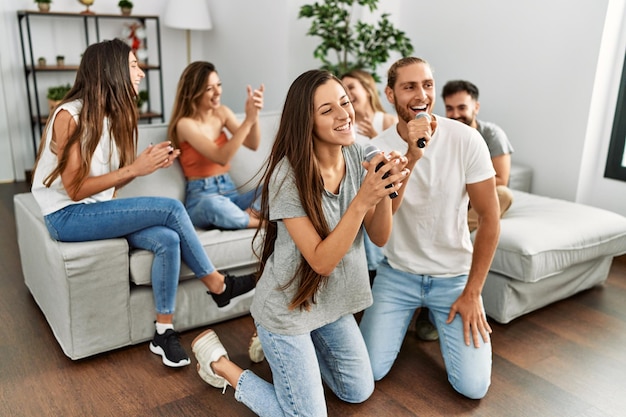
[185,173,261,230]
[234,314,374,417]
[44,197,215,315]
[359,260,492,399]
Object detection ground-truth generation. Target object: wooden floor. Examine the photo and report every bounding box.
[2,180,626,417]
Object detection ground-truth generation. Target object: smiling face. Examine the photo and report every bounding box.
[128,51,145,94]
[199,71,222,109]
[444,90,479,128]
[312,79,355,147]
[385,62,435,124]
[341,75,370,116]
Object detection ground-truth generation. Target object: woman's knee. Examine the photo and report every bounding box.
[336,378,374,404]
[154,227,180,253]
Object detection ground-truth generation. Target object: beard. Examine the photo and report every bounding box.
[454,116,473,126]
[392,99,416,124]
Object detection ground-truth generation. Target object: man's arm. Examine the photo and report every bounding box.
[447,177,500,347]
[491,153,511,186]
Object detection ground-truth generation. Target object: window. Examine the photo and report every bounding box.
[605,51,626,181]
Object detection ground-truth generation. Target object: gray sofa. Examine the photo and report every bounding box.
[14,110,626,359]
[14,111,280,360]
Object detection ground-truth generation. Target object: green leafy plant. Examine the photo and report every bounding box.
[118,0,133,8]
[47,84,71,101]
[136,90,149,110]
[298,0,413,78]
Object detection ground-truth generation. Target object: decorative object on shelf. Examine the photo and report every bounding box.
[38,57,46,67]
[118,0,133,16]
[163,0,212,64]
[137,90,149,113]
[122,21,148,63]
[56,55,65,66]
[17,10,165,157]
[47,83,71,115]
[34,0,52,13]
[298,0,414,78]
[78,0,95,15]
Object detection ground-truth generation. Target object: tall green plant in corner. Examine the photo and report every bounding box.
[298,0,414,78]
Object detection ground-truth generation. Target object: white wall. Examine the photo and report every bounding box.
[1,0,625,217]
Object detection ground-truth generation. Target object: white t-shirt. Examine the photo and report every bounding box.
[354,111,384,146]
[32,100,119,216]
[371,115,495,277]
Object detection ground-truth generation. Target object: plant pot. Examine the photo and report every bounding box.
[37,3,51,13]
[38,58,47,67]
[56,57,65,66]
[120,7,132,16]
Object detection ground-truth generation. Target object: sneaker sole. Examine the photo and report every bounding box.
[149,342,191,368]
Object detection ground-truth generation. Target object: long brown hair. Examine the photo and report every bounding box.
[34,38,138,194]
[168,61,217,148]
[341,68,386,113]
[254,70,344,311]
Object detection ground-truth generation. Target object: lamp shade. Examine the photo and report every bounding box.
[163,0,212,31]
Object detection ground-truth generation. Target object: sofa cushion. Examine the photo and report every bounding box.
[488,190,626,282]
[116,124,186,202]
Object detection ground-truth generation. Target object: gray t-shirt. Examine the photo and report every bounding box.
[476,119,514,158]
[250,144,372,335]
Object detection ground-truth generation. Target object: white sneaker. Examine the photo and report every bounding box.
[248,332,265,363]
[192,329,230,392]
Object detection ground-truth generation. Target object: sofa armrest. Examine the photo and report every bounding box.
[14,193,132,359]
[509,162,533,193]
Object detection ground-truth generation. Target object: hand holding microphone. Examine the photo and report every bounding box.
[415,111,431,148]
[363,145,400,199]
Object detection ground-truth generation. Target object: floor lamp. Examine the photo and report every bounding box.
[163,0,213,64]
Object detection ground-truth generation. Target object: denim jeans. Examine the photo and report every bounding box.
[185,173,261,230]
[359,260,492,399]
[363,229,384,271]
[44,197,216,315]
[234,314,374,417]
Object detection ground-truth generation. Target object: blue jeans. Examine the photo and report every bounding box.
[185,173,261,230]
[234,315,374,417]
[363,229,384,271]
[44,197,215,315]
[359,260,492,399]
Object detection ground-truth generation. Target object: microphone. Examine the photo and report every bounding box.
[415,111,431,148]
[363,145,398,199]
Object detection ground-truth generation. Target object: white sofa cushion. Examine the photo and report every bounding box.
[489,190,626,282]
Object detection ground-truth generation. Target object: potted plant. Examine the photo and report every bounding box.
[118,0,133,16]
[37,57,47,67]
[34,0,52,13]
[136,90,149,113]
[298,0,414,78]
[47,83,71,114]
[56,55,65,66]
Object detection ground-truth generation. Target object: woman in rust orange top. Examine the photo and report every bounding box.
[169,61,264,230]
